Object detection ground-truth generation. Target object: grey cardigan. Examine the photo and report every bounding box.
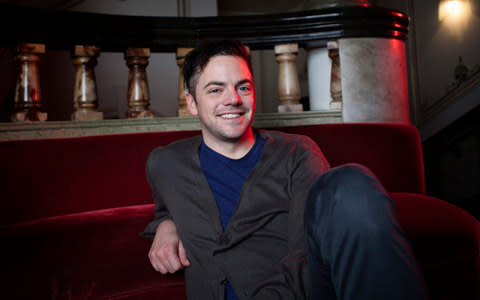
[142,129,329,300]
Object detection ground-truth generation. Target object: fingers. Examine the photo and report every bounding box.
[178,240,191,267]
[149,249,168,274]
[149,246,167,273]
[148,220,190,274]
[149,242,183,274]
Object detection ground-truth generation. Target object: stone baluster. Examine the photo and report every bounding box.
[177,47,193,116]
[125,48,154,118]
[275,44,303,112]
[328,41,342,111]
[72,45,103,121]
[12,43,47,122]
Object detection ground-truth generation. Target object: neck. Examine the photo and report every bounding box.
[203,129,256,159]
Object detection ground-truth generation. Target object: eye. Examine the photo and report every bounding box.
[238,85,252,94]
[208,88,222,94]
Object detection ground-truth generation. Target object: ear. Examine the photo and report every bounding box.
[185,93,198,116]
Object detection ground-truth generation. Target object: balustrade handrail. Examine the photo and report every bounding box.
[1,4,408,52]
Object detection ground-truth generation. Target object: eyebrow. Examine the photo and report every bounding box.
[235,79,253,89]
[202,79,253,90]
[202,81,225,90]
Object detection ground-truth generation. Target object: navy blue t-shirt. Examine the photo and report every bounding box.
[199,135,266,300]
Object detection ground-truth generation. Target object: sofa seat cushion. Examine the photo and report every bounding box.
[2,193,478,300]
[391,192,480,300]
[0,204,186,300]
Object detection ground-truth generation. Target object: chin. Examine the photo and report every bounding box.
[220,127,250,141]
[221,132,245,141]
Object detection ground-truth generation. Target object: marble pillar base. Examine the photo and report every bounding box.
[177,107,192,117]
[278,103,303,113]
[127,110,154,119]
[11,111,48,122]
[339,38,410,123]
[72,110,103,121]
[329,100,342,111]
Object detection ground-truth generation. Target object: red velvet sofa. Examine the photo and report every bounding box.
[0,123,479,300]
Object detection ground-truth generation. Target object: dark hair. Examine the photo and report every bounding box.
[183,39,252,98]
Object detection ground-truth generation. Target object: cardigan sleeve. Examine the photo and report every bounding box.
[140,147,174,238]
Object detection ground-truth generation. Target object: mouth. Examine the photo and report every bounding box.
[218,112,245,119]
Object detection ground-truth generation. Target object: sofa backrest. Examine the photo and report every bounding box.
[0,130,199,226]
[0,122,425,226]
[274,123,425,194]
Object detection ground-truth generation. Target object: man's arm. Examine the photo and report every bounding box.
[148,219,190,274]
[144,147,190,274]
[141,148,174,238]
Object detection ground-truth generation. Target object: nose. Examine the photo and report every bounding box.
[223,88,242,106]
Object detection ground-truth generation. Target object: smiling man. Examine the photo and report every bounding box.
[142,39,428,300]
[185,54,256,159]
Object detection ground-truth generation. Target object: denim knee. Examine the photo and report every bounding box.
[305,163,396,240]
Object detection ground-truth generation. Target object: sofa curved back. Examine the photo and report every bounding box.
[274,123,425,194]
[0,122,425,226]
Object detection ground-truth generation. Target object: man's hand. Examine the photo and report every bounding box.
[148,219,191,274]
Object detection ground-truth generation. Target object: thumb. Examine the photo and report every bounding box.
[178,240,191,267]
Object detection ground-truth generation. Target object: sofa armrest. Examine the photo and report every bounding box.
[390,192,480,300]
[0,204,186,300]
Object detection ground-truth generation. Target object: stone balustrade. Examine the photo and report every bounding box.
[6,41,346,122]
[72,45,103,121]
[125,47,154,119]
[0,3,410,131]
[11,43,47,122]
[176,47,194,117]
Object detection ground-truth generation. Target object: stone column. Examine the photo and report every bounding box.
[11,43,47,122]
[125,48,154,118]
[177,47,193,116]
[275,44,303,112]
[328,41,342,111]
[72,45,103,121]
[339,38,409,123]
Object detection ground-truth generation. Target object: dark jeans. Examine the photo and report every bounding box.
[304,164,429,300]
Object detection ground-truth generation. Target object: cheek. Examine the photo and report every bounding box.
[198,102,215,116]
[247,96,256,109]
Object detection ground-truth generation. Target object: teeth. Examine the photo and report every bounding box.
[220,113,240,119]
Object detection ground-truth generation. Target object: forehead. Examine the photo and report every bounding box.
[198,55,252,82]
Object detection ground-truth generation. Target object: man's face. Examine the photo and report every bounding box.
[186,55,256,145]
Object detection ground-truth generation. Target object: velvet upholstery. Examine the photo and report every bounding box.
[0,130,199,226]
[0,123,478,299]
[391,193,480,300]
[275,123,426,193]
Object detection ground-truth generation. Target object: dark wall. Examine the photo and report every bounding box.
[423,105,480,220]
[0,47,15,122]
